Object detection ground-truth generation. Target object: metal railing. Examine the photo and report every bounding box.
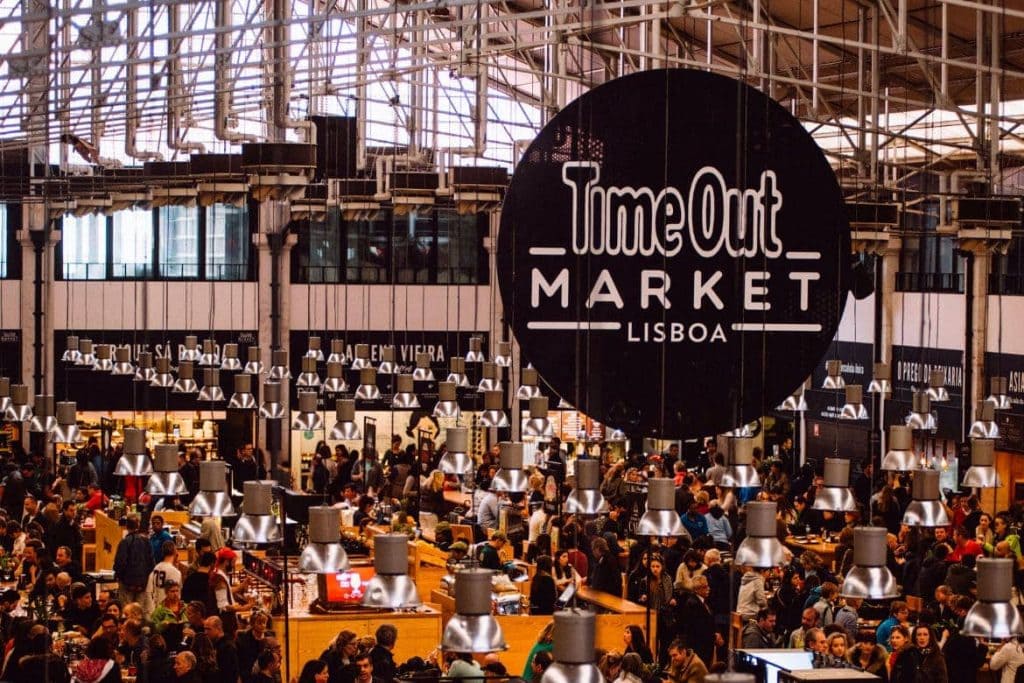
[895,271,964,293]
[62,261,251,281]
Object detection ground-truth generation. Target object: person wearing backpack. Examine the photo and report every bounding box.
[114,515,155,605]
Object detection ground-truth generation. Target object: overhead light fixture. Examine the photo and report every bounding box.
[115,428,154,476]
[296,356,322,388]
[962,438,1000,488]
[867,362,892,395]
[233,481,281,545]
[464,336,485,364]
[5,385,33,422]
[92,344,114,372]
[292,391,324,430]
[0,378,10,416]
[360,534,421,608]
[198,368,225,402]
[299,507,350,573]
[840,384,868,420]
[321,361,348,393]
[377,345,397,374]
[199,339,220,367]
[822,359,844,390]
[777,378,809,411]
[243,345,264,374]
[28,395,56,433]
[721,436,760,488]
[268,349,290,380]
[173,360,199,394]
[726,421,757,438]
[840,526,899,599]
[305,336,324,362]
[146,443,187,495]
[446,357,469,388]
[881,425,916,471]
[350,343,371,370]
[228,372,257,409]
[354,368,381,401]
[523,396,554,438]
[438,427,473,475]
[812,458,858,511]
[180,335,200,362]
[327,339,347,365]
[391,374,419,408]
[480,389,509,428]
[441,569,507,653]
[328,399,360,440]
[189,460,236,517]
[608,429,627,442]
[962,558,1024,639]
[926,369,949,402]
[970,400,1000,438]
[905,391,937,431]
[110,346,135,376]
[494,341,512,368]
[516,366,542,400]
[134,351,156,383]
[62,335,81,363]
[903,469,950,527]
[259,381,287,419]
[539,610,603,683]
[566,459,608,516]
[491,442,529,492]
[636,478,690,538]
[557,397,574,410]
[50,401,81,444]
[75,338,96,367]
[477,362,500,392]
[433,381,460,419]
[150,356,175,388]
[412,352,435,382]
[987,376,1011,410]
[220,343,242,371]
[734,501,787,567]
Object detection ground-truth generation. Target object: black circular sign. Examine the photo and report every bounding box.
[498,69,850,437]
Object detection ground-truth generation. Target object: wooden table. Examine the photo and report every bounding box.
[783,536,838,570]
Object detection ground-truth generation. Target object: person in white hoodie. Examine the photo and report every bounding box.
[737,566,769,621]
[991,637,1024,683]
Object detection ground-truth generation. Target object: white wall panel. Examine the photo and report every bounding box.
[836,293,874,344]
[986,295,1024,354]
[892,292,965,350]
[0,281,21,328]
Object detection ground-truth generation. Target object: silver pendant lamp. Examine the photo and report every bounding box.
[840,526,899,599]
[441,568,507,653]
[881,425,916,471]
[259,381,286,419]
[962,438,1000,488]
[970,400,1000,438]
[565,459,608,516]
[491,442,529,492]
[180,335,201,362]
[199,339,220,367]
[391,374,420,408]
[523,396,554,438]
[114,428,154,476]
[305,336,324,362]
[92,344,114,372]
[292,390,324,430]
[0,378,10,416]
[326,339,347,365]
[361,534,421,608]
[839,384,868,420]
[867,362,892,395]
[189,460,236,517]
[146,444,187,495]
[228,373,257,409]
[243,345,264,374]
[173,360,199,394]
[539,610,603,683]
[446,357,470,388]
[726,421,757,438]
[198,368,225,402]
[721,436,761,488]
[906,391,937,431]
[477,362,500,393]
[6,385,33,422]
[150,356,175,388]
[75,338,96,367]
[354,367,381,401]
[29,395,57,433]
[987,376,1011,410]
[233,480,281,545]
[62,335,81,363]
[321,361,348,394]
[50,401,81,444]
[516,366,542,400]
[220,343,242,371]
[636,478,689,538]
[438,427,473,475]
[925,369,949,402]
[822,359,844,389]
[111,347,135,376]
[962,558,1024,639]
[464,336,485,364]
[433,381,460,419]
[494,341,512,368]
[412,352,435,382]
[777,378,809,411]
[812,458,858,511]
[134,352,157,383]
[296,356,322,388]
[479,389,509,428]
[350,343,371,370]
[902,469,950,527]
[735,501,787,567]
[268,349,290,380]
[299,506,350,573]
[329,399,361,440]
[377,345,397,374]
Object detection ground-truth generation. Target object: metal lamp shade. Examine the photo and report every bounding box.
[62,335,81,363]
[480,390,510,428]
[296,357,322,388]
[361,534,421,608]
[987,376,1011,410]
[111,346,136,376]
[636,479,689,538]
[146,444,187,495]
[29,395,56,433]
[150,356,175,388]
[292,391,324,430]
[839,385,868,420]
[49,402,81,444]
[199,339,220,367]
[0,378,10,415]
[173,361,199,394]
[962,438,1000,488]
[516,366,542,400]
[350,344,371,370]
[970,401,1000,438]
[840,527,899,599]
[299,507,350,573]
[355,368,381,401]
[432,381,460,418]
[327,339,347,365]
[491,442,529,492]
[228,373,257,409]
[882,426,917,471]
[412,352,435,382]
[259,381,287,419]
[868,363,892,395]
[494,341,512,368]
[812,459,858,512]
[906,391,938,431]
[902,469,950,527]
[926,369,949,402]
[565,460,609,516]
[220,343,242,371]
[198,368,226,402]
[268,349,291,380]
[721,437,760,488]
[305,336,325,362]
[523,396,553,437]
[441,569,507,652]
[464,336,485,364]
[92,344,114,372]
[540,610,603,683]
[233,481,281,544]
[446,357,470,388]
[438,428,472,474]
[135,352,157,383]
[189,461,236,517]
[76,339,96,366]
[962,559,1024,639]
[377,346,398,375]
[180,335,201,361]
[822,360,845,389]
[6,385,32,422]
[734,501,787,567]
[243,346,264,374]
[329,399,361,440]
[321,361,348,394]
[777,390,808,411]
[392,374,420,408]
[477,362,500,393]
[114,428,154,476]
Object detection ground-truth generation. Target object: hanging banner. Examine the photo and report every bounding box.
[801,341,875,423]
[497,69,851,437]
[886,345,965,441]
[0,330,21,383]
[984,352,1024,452]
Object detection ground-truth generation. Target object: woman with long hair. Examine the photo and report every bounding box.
[850,639,889,681]
[296,660,330,683]
[910,624,947,683]
[623,625,653,665]
[887,625,911,683]
[991,635,1024,683]
[552,549,581,592]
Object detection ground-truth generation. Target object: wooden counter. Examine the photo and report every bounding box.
[94,511,123,572]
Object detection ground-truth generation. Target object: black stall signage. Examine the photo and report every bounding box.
[984,352,1024,451]
[287,331,488,376]
[802,342,874,423]
[0,330,21,383]
[498,69,850,437]
[887,345,964,440]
